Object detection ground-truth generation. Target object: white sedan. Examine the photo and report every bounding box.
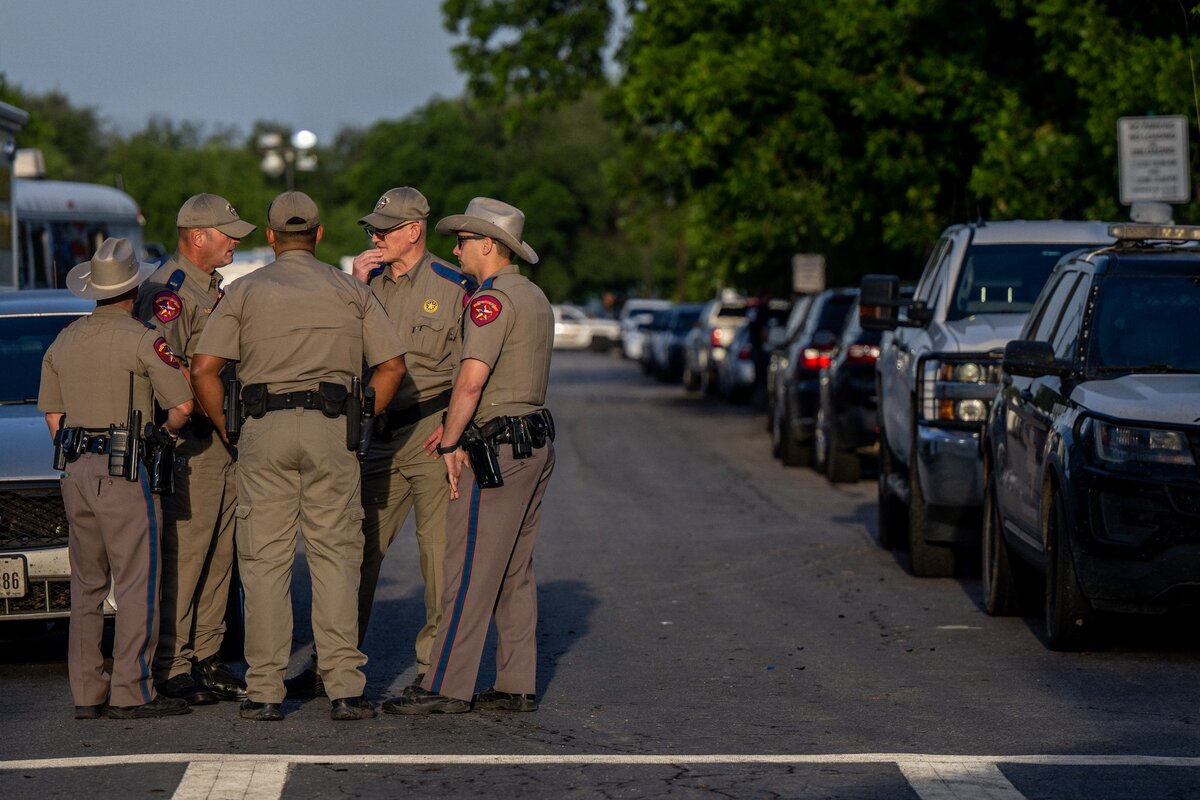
[553,304,620,350]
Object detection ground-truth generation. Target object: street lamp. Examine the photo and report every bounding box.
[258,129,318,191]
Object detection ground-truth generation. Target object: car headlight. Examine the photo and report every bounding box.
[1092,420,1195,466]
[920,358,1001,423]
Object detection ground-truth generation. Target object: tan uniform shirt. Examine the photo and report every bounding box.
[135,253,222,366]
[460,264,554,424]
[368,251,471,411]
[38,305,193,427]
[196,249,405,392]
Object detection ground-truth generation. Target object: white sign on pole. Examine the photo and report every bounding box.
[1117,115,1191,204]
[791,254,826,295]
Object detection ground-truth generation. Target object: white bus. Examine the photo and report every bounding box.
[11,175,144,291]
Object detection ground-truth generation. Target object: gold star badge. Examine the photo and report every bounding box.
[423,299,439,313]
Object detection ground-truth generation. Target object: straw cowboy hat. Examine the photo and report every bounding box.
[65,237,157,300]
[435,197,539,264]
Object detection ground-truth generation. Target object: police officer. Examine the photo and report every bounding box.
[191,192,406,722]
[137,193,254,706]
[382,197,555,715]
[38,237,195,719]
[287,187,474,699]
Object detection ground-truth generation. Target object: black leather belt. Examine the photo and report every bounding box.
[83,436,111,454]
[265,390,325,412]
[377,389,453,438]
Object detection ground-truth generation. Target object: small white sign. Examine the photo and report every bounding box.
[1118,115,1191,204]
[792,254,826,295]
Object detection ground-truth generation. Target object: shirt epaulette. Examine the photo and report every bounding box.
[368,265,387,281]
[430,261,478,294]
[166,269,186,291]
[140,318,156,330]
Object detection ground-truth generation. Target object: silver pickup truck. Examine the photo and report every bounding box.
[859,220,1113,576]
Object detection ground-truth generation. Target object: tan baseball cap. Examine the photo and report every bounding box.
[177,193,256,239]
[357,187,430,229]
[267,191,320,232]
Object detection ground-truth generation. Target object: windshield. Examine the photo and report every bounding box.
[0,314,84,403]
[1087,274,1200,373]
[949,243,1093,321]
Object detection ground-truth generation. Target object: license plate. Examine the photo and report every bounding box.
[0,556,28,599]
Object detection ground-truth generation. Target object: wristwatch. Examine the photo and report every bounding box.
[436,442,460,455]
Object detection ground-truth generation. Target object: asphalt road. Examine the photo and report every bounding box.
[2,349,1199,799]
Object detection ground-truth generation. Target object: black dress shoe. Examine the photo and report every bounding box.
[330,696,377,721]
[74,704,104,720]
[104,695,191,719]
[284,668,326,699]
[473,688,538,712]
[381,686,470,715]
[238,700,284,721]
[193,655,249,701]
[157,673,220,706]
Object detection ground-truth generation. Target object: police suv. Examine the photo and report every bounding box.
[983,223,1200,650]
[860,220,1113,576]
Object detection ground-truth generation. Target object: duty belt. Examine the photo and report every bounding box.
[377,388,453,439]
[265,390,334,413]
[478,409,555,453]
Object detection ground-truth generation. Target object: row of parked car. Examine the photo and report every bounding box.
[620,217,1200,652]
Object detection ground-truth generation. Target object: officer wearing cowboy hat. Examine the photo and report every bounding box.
[136,193,255,707]
[382,197,556,715]
[38,237,195,719]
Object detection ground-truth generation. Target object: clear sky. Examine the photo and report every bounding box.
[0,0,468,144]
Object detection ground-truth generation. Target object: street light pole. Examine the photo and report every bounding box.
[259,130,318,190]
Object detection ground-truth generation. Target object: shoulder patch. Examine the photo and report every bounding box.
[153,337,181,368]
[166,269,186,291]
[154,290,183,323]
[469,295,503,327]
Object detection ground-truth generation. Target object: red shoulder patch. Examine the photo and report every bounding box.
[153,337,181,369]
[470,295,503,327]
[154,290,182,323]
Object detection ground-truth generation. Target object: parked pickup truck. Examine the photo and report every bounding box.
[859,220,1113,576]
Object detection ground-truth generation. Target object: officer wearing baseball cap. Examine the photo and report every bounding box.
[136,193,255,707]
[39,237,195,719]
[287,186,476,700]
[382,197,555,715]
[191,191,407,722]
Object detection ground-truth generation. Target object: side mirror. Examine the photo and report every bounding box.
[1003,340,1066,378]
[860,274,902,331]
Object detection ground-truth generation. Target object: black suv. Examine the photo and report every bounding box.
[982,223,1200,650]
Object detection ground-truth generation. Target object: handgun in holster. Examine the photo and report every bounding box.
[53,417,75,471]
[462,424,504,489]
[142,422,176,496]
[356,385,376,462]
[223,365,242,441]
[109,372,141,482]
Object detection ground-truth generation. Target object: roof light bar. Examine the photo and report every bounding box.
[1108,223,1200,242]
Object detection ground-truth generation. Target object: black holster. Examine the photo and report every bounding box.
[224,371,242,440]
[462,425,503,489]
[142,423,176,496]
[242,383,267,419]
[319,382,349,418]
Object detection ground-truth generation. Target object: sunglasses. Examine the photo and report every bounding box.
[365,220,419,239]
[456,235,487,247]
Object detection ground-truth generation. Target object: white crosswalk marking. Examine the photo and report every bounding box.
[898,760,1027,800]
[172,760,291,800]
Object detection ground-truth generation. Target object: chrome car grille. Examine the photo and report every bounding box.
[0,486,70,549]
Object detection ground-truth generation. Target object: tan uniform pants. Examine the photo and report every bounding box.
[236,409,367,703]
[359,410,448,671]
[155,426,237,680]
[423,441,555,702]
[62,453,161,708]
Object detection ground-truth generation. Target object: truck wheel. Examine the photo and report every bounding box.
[780,416,812,467]
[700,364,717,396]
[982,474,1027,616]
[826,423,860,484]
[908,458,957,577]
[683,363,700,392]
[1044,492,1102,651]
[875,424,907,549]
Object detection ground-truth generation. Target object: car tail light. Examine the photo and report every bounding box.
[845,343,879,364]
[711,328,724,348]
[800,347,833,371]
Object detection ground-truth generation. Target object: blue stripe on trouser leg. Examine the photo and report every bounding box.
[137,464,158,703]
[430,480,482,694]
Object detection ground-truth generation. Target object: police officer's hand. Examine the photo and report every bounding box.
[424,423,444,457]
[352,248,385,283]
[445,449,468,500]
